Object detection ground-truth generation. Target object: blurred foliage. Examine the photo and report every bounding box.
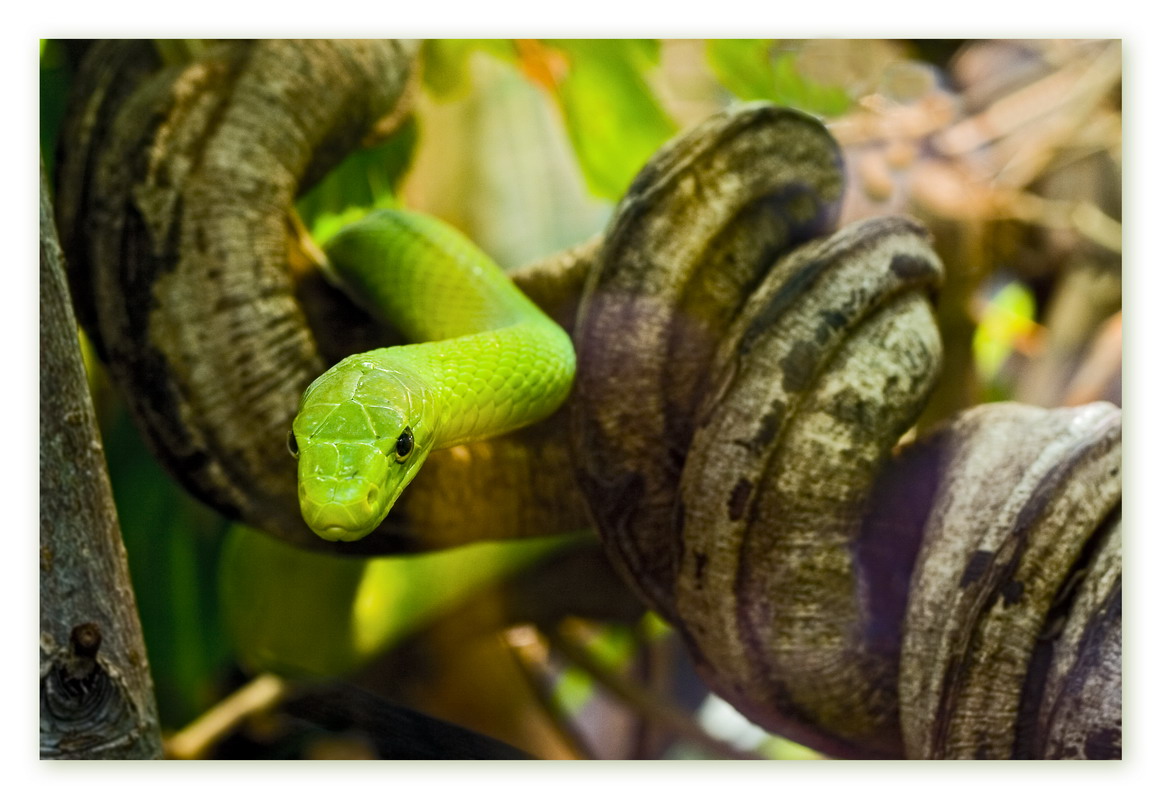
[973,278,1039,401]
[43,38,1121,759]
[539,39,677,200]
[220,527,584,678]
[39,39,72,176]
[422,39,676,202]
[421,39,520,99]
[296,118,418,246]
[98,397,234,729]
[552,618,648,716]
[705,39,851,117]
[405,47,610,269]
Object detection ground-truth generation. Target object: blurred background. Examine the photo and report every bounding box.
[40,38,1121,759]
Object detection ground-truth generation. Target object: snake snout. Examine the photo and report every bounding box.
[300,480,385,542]
[306,507,379,542]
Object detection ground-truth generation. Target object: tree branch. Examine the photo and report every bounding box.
[40,160,162,759]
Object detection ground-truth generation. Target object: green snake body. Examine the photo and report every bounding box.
[291,210,575,541]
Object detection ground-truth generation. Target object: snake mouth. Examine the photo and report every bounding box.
[301,498,383,542]
[298,469,390,542]
[309,517,380,542]
[320,524,364,542]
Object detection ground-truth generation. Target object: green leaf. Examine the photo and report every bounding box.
[972,279,1038,401]
[705,40,851,118]
[401,51,611,270]
[770,51,851,117]
[705,39,782,101]
[554,665,596,716]
[419,38,674,203]
[420,39,519,100]
[543,39,677,200]
[581,622,637,669]
[295,116,418,245]
[220,526,586,678]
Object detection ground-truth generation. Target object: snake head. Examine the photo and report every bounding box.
[291,354,436,542]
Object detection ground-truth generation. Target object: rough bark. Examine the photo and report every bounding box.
[40,162,163,759]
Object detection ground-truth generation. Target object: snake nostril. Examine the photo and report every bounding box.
[366,486,379,506]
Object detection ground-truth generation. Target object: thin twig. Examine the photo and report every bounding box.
[935,41,1121,160]
[164,673,293,760]
[995,190,1122,253]
[503,626,597,760]
[990,45,1122,191]
[630,619,676,759]
[547,622,763,760]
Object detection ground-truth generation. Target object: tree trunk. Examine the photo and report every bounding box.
[40,160,163,759]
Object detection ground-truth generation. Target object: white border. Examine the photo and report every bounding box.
[11,5,1154,796]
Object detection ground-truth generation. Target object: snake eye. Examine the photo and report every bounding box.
[287,430,299,459]
[395,427,414,461]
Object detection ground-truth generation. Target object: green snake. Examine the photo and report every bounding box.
[289,209,576,542]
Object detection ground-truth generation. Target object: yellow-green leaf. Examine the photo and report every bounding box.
[421,39,519,100]
[972,279,1038,400]
[705,39,851,118]
[543,39,677,200]
[220,525,585,678]
[295,117,418,245]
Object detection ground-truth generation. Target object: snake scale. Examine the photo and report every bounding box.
[55,40,1120,759]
